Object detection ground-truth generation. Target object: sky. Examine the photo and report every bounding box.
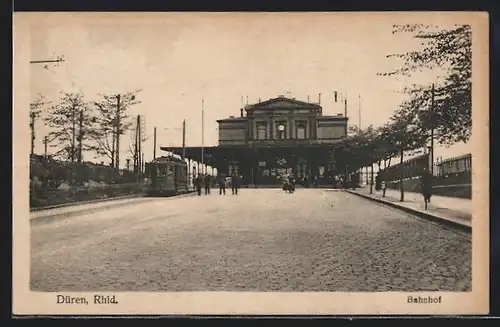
[27,12,471,168]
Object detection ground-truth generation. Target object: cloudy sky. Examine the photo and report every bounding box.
[26,12,472,166]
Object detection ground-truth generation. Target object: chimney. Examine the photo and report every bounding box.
[307,95,310,103]
[240,108,244,117]
[318,93,321,104]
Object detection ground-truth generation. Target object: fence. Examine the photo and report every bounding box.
[29,182,147,209]
[30,155,146,208]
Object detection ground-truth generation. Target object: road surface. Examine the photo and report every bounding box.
[31,189,471,292]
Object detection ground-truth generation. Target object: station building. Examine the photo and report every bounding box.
[161,96,348,186]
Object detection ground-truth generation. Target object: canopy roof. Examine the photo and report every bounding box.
[160,143,337,167]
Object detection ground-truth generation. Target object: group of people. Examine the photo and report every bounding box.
[193,173,241,196]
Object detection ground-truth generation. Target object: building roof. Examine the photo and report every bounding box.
[216,116,247,123]
[244,96,321,111]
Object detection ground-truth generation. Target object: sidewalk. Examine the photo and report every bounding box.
[346,187,472,232]
[30,191,196,221]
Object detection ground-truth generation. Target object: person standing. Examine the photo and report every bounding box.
[218,173,226,195]
[204,174,211,195]
[195,175,202,196]
[421,169,433,205]
[288,175,295,193]
[231,173,241,195]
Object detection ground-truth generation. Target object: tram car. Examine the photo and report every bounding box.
[145,156,189,196]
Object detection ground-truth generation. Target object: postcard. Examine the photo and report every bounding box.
[13,11,489,315]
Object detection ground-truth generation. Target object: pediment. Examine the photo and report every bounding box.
[259,100,302,109]
[246,97,320,111]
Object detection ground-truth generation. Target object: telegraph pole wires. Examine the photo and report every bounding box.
[30,55,65,65]
[30,55,65,72]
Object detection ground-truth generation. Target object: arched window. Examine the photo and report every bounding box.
[297,124,306,139]
[257,125,267,140]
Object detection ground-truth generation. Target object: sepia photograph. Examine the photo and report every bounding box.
[13,12,489,315]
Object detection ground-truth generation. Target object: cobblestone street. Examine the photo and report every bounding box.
[30,189,471,292]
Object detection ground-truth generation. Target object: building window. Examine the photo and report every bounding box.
[296,124,306,139]
[257,124,267,140]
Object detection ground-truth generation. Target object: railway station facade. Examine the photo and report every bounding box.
[161,96,348,186]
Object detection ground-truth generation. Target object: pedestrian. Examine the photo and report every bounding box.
[218,173,226,195]
[231,173,241,195]
[421,169,433,205]
[195,175,202,196]
[287,175,295,193]
[204,174,211,195]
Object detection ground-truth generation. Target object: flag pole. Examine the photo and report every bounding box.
[358,94,362,130]
[201,98,205,175]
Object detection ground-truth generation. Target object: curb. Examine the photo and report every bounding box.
[30,193,145,212]
[30,191,197,222]
[345,190,472,233]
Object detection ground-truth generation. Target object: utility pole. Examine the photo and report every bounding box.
[358,94,362,130]
[77,109,84,163]
[71,104,76,163]
[115,94,121,169]
[344,98,348,136]
[201,98,205,175]
[182,119,186,160]
[43,136,48,158]
[134,115,140,175]
[30,111,37,155]
[430,83,435,177]
[142,153,145,174]
[153,127,157,160]
[138,115,142,175]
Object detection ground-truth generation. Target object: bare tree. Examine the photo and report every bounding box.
[89,102,118,167]
[44,92,96,162]
[91,90,141,168]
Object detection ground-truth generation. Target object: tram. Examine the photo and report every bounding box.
[145,156,189,196]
